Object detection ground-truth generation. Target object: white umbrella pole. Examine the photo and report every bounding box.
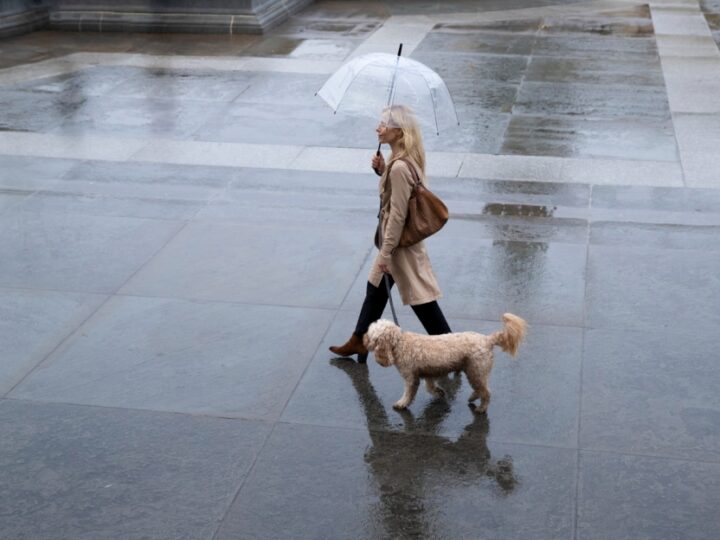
[374,43,403,174]
[381,42,403,327]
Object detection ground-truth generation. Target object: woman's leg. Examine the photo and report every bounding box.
[354,275,395,337]
[330,276,396,363]
[411,300,452,335]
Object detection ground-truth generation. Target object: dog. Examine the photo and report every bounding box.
[363,314,527,412]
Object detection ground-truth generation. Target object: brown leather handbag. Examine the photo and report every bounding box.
[374,159,449,249]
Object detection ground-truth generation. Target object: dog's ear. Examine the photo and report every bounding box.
[374,322,399,367]
[364,322,379,351]
[375,346,393,367]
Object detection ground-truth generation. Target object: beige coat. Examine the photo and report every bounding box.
[369,158,442,306]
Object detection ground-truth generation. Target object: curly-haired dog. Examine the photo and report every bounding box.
[364,314,527,412]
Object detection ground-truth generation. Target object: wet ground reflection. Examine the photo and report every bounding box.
[482,203,555,304]
[331,359,517,538]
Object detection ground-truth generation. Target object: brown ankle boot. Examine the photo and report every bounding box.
[329,333,368,363]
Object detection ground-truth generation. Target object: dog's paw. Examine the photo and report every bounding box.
[468,402,486,414]
[393,401,408,410]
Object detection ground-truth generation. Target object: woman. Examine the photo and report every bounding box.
[329,105,452,363]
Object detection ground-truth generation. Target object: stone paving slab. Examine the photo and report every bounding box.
[0,155,78,191]
[532,33,659,59]
[524,55,665,85]
[577,451,720,540]
[458,153,684,185]
[585,244,720,333]
[655,33,720,56]
[0,131,147,162]
[410,51,529,84]
[674,115,720,187]
[242,35,360,61]
[0,211,182,293]
[52,160,234,201]
[193,101,374,148]
[109,68,254,102]
[652,7,714,35]
[581,327,720,461]
[215,421,577,540]
[590,221,720,246]
[0,88,78,132]
[50,96,228,139]
[16,191,208,221]
[591,183,720,211]
[0,189,29,213]
[232,71,329,105]
[0,288,106,395]
[9,296,335,419]
[11,65,143,97]
[130,139,304,169]
[500,115,677,161]
[514,81,671,118]
[0,400,271,540]
[118,220,371,309]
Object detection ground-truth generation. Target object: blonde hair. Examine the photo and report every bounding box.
[382,105,426,175]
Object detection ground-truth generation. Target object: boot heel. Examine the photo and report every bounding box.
[357,352,368,364]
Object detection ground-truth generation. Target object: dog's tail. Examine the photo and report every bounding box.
[488,313,527,357]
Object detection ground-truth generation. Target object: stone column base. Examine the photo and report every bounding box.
[0,6,49,38]
[47,0,314,34]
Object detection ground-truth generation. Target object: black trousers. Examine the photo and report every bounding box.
[354,275,452,337]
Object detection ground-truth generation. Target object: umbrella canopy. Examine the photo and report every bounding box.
[317,52,459,135]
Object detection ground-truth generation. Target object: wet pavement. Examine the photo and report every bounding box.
[702,0,720,49]
[1,1,720,539]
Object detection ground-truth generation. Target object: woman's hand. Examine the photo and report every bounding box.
[372,153,385,175]
[379,262,390,273]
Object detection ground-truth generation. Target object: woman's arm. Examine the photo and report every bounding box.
[378,161,415,267]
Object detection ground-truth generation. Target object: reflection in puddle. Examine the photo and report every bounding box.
[482,203,555,297]
[331,360,517,538]
[482,203,557,218]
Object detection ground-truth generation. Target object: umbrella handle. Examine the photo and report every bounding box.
[373,143,382,176]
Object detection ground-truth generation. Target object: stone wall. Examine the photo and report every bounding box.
[0,0,49,38]
[0,0,313,37]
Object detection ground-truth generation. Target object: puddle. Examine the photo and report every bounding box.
[540,18,654,37]
[432,20,542,34]
[482,203,556,218]
[246,36,354,60]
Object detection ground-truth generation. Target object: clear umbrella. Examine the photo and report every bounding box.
[316,46,459,135]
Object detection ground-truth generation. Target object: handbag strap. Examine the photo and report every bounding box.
[402,159,422,190]
[384,158,421,194]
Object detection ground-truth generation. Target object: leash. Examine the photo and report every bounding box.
[384,274,399,325]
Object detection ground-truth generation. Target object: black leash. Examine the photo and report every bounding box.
[384,273,399,325]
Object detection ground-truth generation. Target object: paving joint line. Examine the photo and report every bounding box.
[1,395,276,424]
[209,421,280,540]
[574,188,592,540]
[273,243,376,424]
[2,219,189,398]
